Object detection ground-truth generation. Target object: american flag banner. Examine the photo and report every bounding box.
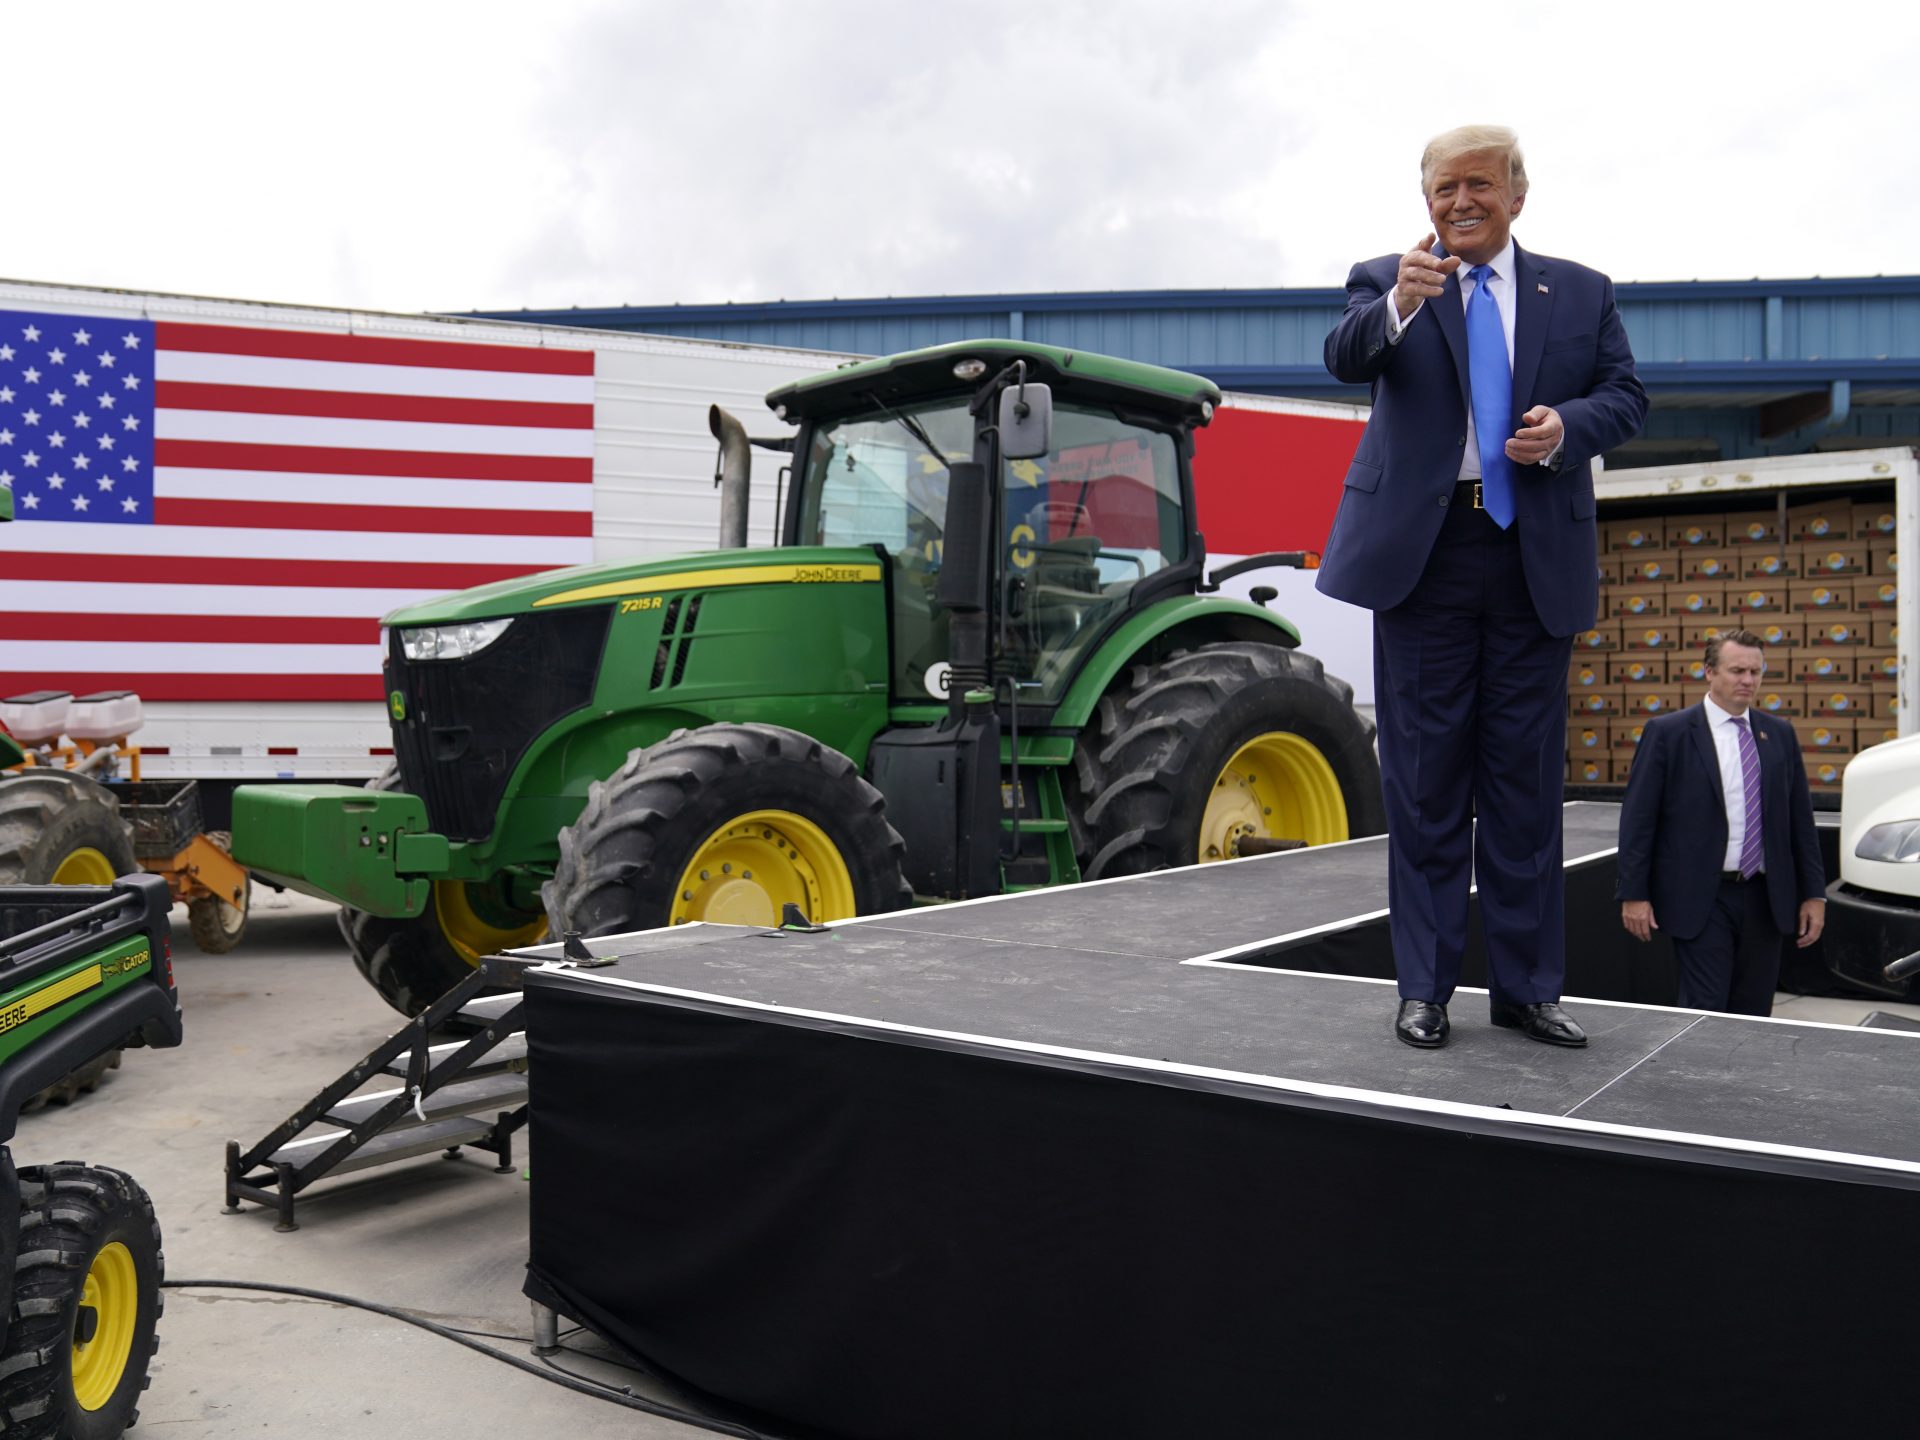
[0,309,596,701]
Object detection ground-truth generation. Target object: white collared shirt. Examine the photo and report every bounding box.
[1382,236,1528,480]
[1704,694,1763,873]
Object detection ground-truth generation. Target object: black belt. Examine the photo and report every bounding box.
[1453,479,1485,510]
[1720,870,1761,883]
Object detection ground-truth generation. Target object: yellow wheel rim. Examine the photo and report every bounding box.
[1200,731,1349,859]
[51,847,118,885]
[670,809,856,928]
[73,1241,137,1411]
[432,881,548,968]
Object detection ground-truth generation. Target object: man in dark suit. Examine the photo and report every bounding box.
[1616,631,1826,1014]
[1317,125,1648,1049]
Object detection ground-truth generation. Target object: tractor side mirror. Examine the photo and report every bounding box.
[998,383,1053,461]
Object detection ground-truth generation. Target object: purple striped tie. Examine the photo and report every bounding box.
[1736,717,1764,878]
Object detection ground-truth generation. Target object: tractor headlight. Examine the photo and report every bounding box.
[1856,820,1920,863]
[398,617,515,663]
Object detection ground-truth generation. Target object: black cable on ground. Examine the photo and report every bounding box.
[163,1279,772,1439]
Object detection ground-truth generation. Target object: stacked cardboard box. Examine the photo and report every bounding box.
[1570,494,1897,789]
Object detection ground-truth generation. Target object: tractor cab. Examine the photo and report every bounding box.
[758,342,1217,717]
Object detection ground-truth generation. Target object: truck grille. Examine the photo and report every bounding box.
[385,608,611,843]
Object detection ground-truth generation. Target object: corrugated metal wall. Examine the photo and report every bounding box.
[470,278,1920,462]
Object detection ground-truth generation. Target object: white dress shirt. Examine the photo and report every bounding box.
[1704,694,1763,873]
[1382,236,1558,476]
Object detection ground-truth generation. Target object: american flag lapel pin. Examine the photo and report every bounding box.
[1537,283,1550,294]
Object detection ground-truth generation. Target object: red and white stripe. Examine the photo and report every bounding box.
[0,322,595,702]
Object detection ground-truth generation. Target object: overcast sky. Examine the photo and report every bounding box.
[7,2,1916,316]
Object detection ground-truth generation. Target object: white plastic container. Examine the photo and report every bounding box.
[0,690,73,745]
[65,691,145,742]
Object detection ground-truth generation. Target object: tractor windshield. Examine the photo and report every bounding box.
[797,397,1185,705]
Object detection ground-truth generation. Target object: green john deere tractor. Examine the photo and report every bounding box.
[232,342,1385,1015]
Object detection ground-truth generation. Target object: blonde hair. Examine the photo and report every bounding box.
[1421,125,1528,197]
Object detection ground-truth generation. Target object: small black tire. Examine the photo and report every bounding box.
[545,723,912,938]
[0,1164,164,1440]
[1067,642,1384,879]
[0,773,137,887]
[337,766,545,1018]
[186,831,249,954]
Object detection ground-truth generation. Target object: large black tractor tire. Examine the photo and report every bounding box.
[338,766,546,1019]
[0,773,138,887]
[1068,642,1385,879]
[0,1164,163,1439]
[185,831,249,955]
[545,723,912,939]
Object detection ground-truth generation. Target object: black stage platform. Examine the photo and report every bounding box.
[519,802,1920,1438]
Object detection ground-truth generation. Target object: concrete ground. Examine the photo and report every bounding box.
[19,889,1918,1437]
[15,890,713,1439]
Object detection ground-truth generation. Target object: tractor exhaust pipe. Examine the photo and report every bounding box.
[709,405,751,550]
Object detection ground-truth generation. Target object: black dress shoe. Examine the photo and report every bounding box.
[1490,1000,1588,1048]
[1394,999,1449,1048]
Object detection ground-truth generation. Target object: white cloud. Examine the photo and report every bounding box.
[1,0,1915,312]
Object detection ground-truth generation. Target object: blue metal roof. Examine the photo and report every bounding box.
[469,276,1920,463]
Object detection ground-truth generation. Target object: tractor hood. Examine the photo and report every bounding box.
[383,546,885,627]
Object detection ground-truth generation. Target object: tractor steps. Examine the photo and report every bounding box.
[224,955,539,1231]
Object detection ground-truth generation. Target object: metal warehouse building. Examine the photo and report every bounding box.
[476,276,1920,466]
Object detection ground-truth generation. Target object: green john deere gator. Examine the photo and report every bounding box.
[233,342,1385,1015]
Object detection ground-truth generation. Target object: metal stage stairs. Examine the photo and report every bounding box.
[224,956,532,1230]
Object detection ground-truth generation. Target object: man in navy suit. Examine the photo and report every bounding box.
[1317,125,1647,1049]
[1616,631,1826,1014]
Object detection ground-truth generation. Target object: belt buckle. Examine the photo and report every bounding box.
[1472,481,1483,510]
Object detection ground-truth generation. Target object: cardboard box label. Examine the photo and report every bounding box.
[1667,519,1724,548]
[1608,657,1668,684]
[1858,650,1899,682]
[1854,501,1897,539]
[1789,500,1848,542]
[1609,523,1665,551]
[1683,553,1736,581]
[1803,544,1868,576]
[1796,652,1856,683]
[1790,580,1854,611]
[1574,625,1618,651]
[1611,591,1664,617]
[1739,551,1798,579]
[1666,585,1725,615]
[1752,686,1806,717]
[1754,619,1804,648]
[1807,758,1848,788]
[1569,690,1619,716]
[1571,755,1609,783]
[1808,687,1869,717]
[1612,720,1648,749]
[1570,662,1606,687]
[1806,616,1869,646]
[1620,626,1679,651]
[1675,658,1711,684]
[1622,687,1682,716]
[1860,579,1898,609]
[1623,553,1683,583]
[1726,586,1784,614]
[1571,726,1608,751]
[1791,717,1855,754]
[1727,516,1780,545]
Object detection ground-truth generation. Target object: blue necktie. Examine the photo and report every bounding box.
[1466,263,1515,528]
